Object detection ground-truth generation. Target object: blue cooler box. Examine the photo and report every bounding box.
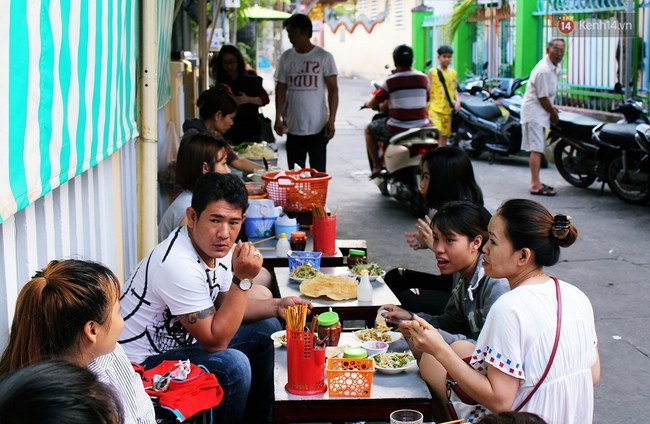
[245,217,276,238]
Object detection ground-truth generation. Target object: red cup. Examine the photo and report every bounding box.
[310,216,337,254]
[285,329,327,395]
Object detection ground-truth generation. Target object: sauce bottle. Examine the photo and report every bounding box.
[317,311,342,346]
[343,347,368,358]
[347,249,367,268]
[289,231,307,251]
[276,233,290,257]
[357,269,373,302]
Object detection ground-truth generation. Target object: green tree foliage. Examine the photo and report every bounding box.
[445,0,475,41]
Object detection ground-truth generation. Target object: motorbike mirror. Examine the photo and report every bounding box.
[482,62,489,70]
[613,82,623,94]
[470,86,483,95]
[425,59,432,67]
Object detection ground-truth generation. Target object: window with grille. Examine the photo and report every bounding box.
[394,0,404,28]
[370,0,377,20]
[357,0,368,13]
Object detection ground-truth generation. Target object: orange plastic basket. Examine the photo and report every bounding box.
[326,358,374,397]
[262,168,332,213]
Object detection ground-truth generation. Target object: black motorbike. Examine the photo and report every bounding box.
[458,62,489,94]
[549,111,603,188]
[451,76,543,166]
[591,99,650,205]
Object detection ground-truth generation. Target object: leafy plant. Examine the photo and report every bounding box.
[444,0,475,41]
[237,41,253,65]
[329,1,357,21]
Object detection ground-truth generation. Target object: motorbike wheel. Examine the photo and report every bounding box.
[606,154,650,205]
[553,139,596,188]
[466,139,483,159]
[378,179,389,196]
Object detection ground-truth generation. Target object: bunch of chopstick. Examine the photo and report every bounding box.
[284,304,309,331]
[311,204,338,217]
[311,204,327,218]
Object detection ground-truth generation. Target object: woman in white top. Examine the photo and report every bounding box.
[404,199,600,424]
[0,259,155,424]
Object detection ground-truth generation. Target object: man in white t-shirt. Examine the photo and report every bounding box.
[119,173,310,424]
[274,13,338,172]
[520,38,565,196]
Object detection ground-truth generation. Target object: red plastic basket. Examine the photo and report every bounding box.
[262,168,332,213]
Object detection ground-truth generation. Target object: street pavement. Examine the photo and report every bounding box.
[262,76,650,423]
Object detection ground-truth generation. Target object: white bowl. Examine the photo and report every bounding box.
[361,341,389,356]
[350,270,387,282]
[270,330,287,346]
[370,352,417,374]
[352,330,403,344]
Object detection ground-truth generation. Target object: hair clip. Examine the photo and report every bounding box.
[552,214,571,239]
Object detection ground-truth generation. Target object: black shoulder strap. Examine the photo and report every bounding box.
[436,68,455,109]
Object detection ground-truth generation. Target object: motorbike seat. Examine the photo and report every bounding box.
[557,112,601,140]
[461,96,503,121]
[599,123,639,150]
[636,124,650,154]
[388,127,439,144]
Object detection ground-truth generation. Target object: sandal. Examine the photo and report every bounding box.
[543,183,555,191]
[530,186,556,196]
[369,169,385,179]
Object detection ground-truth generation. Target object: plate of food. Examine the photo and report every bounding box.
[270,330,287,346]
[352,328,402,344]
[299,274,358,301]
[370,351,417,374]
[289,263,321,283]
[349,263,386,282]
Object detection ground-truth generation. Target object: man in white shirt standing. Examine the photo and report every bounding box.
[274,13,339,172]
[520,38,565,196]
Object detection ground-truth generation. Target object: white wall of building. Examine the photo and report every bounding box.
[0,139,139,350]
[323,0,417,81]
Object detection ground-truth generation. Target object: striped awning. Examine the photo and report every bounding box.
[0,0,138,223]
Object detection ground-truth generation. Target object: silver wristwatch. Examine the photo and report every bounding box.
[232,276,253,291]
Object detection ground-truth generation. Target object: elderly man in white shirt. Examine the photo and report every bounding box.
[520,38,565,196]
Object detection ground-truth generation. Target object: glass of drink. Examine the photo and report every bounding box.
[389,409,424,424]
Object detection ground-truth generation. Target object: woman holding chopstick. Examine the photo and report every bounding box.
[402,199,599,423]
[380,201,509,349]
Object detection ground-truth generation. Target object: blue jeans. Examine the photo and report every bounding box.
[141,318,281,424]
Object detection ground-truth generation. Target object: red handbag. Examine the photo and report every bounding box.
[446,277,563,419]
[132,360,223,423]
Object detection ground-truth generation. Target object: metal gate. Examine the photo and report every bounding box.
[534,0,650,112]
[465,2,517,78]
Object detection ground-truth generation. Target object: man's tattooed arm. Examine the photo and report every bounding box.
[177,306,216,325]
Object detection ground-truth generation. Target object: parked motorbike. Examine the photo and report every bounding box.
[549,111,603,188]
[592,98,650,204]
[451,76,541,166]
[362,82,439,217]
